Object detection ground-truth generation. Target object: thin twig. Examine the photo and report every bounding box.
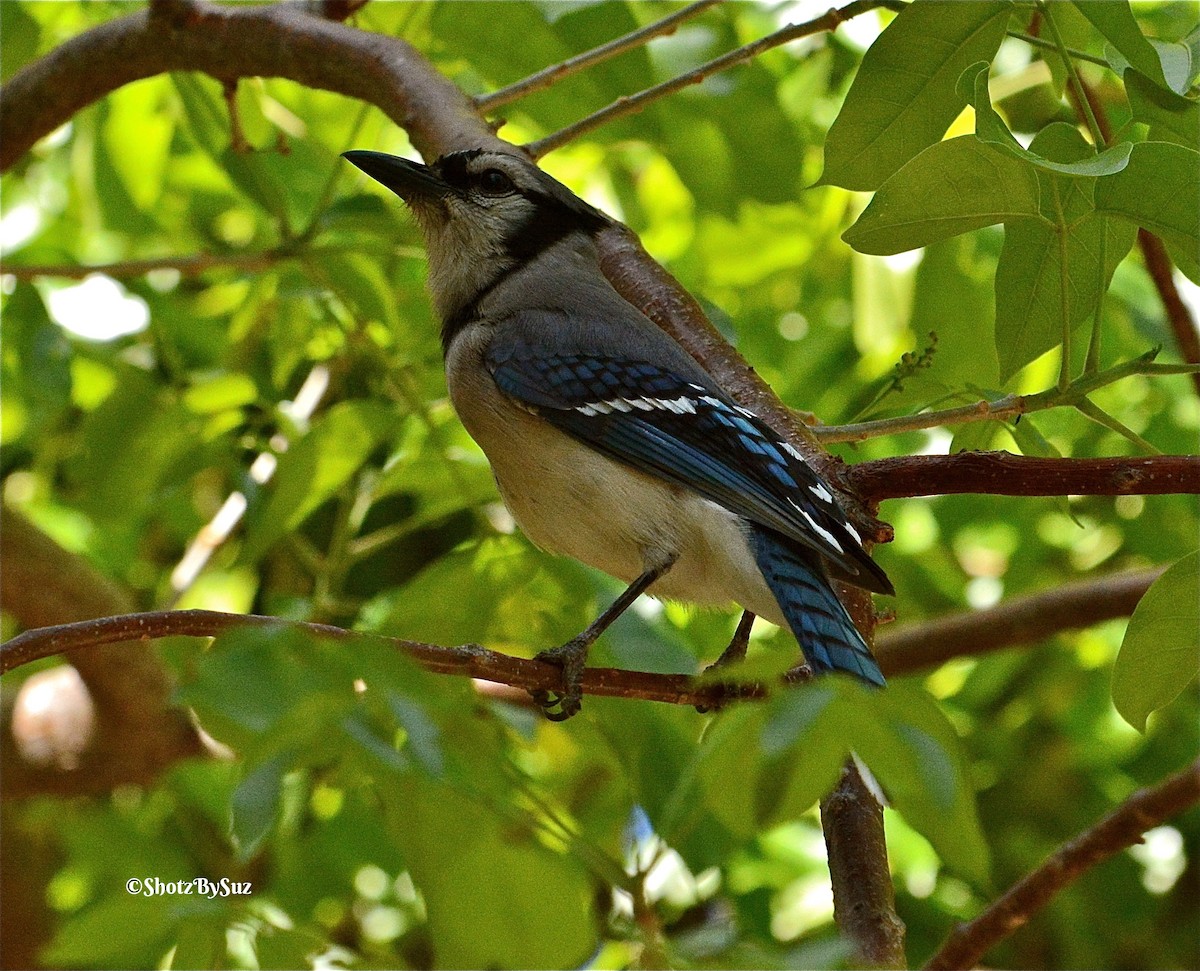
[476,0,724,112]
[925,759,1200,970]
[1039,0,1104,147]
[0,610,734,706]
[525,0,900,158]
[813,354,1200,444]
[0,250,282,281]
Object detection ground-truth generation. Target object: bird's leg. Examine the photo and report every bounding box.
[533,554,677,721]
[696,610,756,713]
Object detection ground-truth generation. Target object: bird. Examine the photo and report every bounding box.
[343,147,893,719]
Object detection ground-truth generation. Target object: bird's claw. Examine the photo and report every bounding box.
[530,638,589,720]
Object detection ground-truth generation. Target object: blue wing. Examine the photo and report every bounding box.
[487,338,892,595]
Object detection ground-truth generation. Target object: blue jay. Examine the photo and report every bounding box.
[343,148,892,719]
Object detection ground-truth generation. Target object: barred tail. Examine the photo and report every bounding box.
[748,526,885,687]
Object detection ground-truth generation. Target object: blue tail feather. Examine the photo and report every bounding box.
[749,526,885,687]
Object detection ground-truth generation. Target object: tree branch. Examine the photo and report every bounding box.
[0,250,282,281]
[0,609,746,708]
[925,759,1200,971]
[475,0,725,112]
[847,452,1200,501]
[874,567,1162,674]
[0,508,205,798]
[821,760,908,968]
[1139,229,1200,396]
[525,0,901,158]
[0,0,500,170]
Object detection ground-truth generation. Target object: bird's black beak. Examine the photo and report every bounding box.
[342,150,450,203]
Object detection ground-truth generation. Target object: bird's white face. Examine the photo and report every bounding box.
[344,148,609,328]
[413,152,542,322]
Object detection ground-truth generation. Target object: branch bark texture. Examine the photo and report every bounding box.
[873,567,1163,673]
[925,759,1200,971]
[849,452,1200,501]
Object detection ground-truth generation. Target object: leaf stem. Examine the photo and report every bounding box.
[475,0,725,112]
[1037,0,1105,147]
[1051,178,1073,392]
[1085,221,1107,373]
[1075,397,1161,454]
[812,351,1198,443]
[1006,29,1110,69]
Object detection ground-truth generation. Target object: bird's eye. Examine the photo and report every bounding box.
[477,168,515,196]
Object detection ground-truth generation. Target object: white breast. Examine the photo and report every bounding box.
[444,331,785,628]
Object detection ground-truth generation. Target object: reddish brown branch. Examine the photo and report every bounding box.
[874,567,1163,673]
[0,0,499,169]
[925,759,1200,971]
[848,452,1200,501]
[0,610,738,708]
[1139,229,1200,395]
[821,760,908,968]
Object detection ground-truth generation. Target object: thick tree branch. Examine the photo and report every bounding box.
[848,452,1200,502]
[0,508,204,798]
[0,0,499,170]
[821,760,908,968]
[925,759,1200,971]
[874,567,1162,673]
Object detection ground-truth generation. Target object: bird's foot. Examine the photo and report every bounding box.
[696,612,755,714]
[530,637,590,721]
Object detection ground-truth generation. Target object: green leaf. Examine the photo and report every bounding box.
[992,124,1137,381]
[843,136,1041,255]
[1073,0,1168,89]
[182,372,258,414]
[1150,38,1194,95]
[305,249,401,331]
[46,895,177,967]
[854,684,991,886]
[1125,69,1200,149]
[231,751,290,859]
[961,62,1132,177]
[821,0,1012,190]
[391,777,597,970]
[755,686,853,827]
[242,399,397,560]
[994,206,1135,382]
[1113,551,1200,732]
[1095,141,1200,261]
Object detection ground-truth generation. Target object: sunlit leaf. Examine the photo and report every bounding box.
[1113,551,1200,732]
[843,136,1041,255]
[1074,0,1169,89]
[821,0,1012,190]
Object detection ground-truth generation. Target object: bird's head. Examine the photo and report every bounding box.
[343,148,609,326]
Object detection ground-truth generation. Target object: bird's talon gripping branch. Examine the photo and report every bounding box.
[531,638,590,720]
[696,610,756,714]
